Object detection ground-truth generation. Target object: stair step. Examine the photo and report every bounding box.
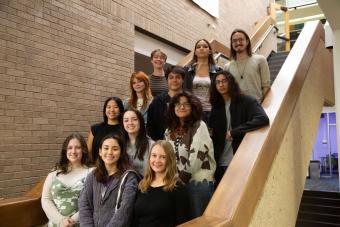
[297,211,340,225]
[303,190,340,199]
[299,203,340,216]
[296,218,340,227]
[302,196,340,207]
[267,51,290,83]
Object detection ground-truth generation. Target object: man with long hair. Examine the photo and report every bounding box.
[224,29,270,103]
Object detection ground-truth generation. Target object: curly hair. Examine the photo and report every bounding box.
[55,133,91,176]
[139,140,179,192]
[93,134,131,183]
[122,108,150,161]
[210,70,242,108]
[127,71,153,110]
[167,91,202,140]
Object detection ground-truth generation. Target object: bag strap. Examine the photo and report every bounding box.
[114,170,133,213]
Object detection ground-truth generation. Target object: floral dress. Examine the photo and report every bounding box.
[48,176,86,227]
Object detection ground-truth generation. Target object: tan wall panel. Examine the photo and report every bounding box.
[249,40,331,227]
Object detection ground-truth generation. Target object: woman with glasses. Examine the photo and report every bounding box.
[165,91,216,218]
[184,39,221,123]
[209,70,269,186]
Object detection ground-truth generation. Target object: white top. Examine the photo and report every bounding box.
[192,76,211,111]
[41,167,93,226]
[219,100,233,166]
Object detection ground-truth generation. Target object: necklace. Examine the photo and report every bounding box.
[235,58,248,79]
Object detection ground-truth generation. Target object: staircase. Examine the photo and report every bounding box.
[296,190,340,226]
[267,51,289,84]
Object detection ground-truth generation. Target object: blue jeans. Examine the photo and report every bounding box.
[186,180,214,218]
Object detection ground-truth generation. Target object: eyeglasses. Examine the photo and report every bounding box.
[216,79,227,85]
[175,102,191,108]
[232,38,246,44]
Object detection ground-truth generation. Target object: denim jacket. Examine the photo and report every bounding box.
[183,63,221,91]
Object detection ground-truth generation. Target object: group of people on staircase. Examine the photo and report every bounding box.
[41,28,270,227]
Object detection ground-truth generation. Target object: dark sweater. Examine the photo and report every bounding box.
[91,122,122,162]
[210,95,269,163]
[133,184,189,227]
[146,92,171,141]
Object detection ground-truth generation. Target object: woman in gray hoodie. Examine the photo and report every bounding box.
[79,134,139,227]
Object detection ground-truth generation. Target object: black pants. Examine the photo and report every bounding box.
[214,165,228,189]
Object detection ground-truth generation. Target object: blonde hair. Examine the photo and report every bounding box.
[139,140,178,193]
[128,71,153,110]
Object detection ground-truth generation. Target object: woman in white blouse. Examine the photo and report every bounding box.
[41,133,92,227]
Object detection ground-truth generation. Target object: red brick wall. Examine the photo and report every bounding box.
[0,0,268,197]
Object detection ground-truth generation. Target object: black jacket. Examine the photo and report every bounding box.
[147,92,171,141]
[184,64,221,91]
[209,95,269,163]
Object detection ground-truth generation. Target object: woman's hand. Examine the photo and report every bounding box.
[61,217,76,227]
[226,131,233,141]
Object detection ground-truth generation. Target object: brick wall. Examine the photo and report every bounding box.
[0,0,268,197]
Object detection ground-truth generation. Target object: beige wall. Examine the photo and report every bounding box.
[249,39,332,227]
[0,0,269,197]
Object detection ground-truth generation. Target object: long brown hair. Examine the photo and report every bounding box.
[191,39,216,65]
[55,133,91,176]
[128,71,153,110]
[230,28,252,60]
[93,134,131,183]
[122,108,149,160]
[139,140,178,192]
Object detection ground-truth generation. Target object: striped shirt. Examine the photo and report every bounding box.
[149,74,168,97]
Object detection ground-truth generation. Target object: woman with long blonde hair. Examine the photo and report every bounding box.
[124,71,153,124]
[133,140,189,227]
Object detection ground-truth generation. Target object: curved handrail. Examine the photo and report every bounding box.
[179,20,334,227]
[0,179,47,227]
[250,15,276,51]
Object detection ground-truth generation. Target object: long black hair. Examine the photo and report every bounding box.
[122,108,149,160]
[102,97,124,123]
[210,70,242,108]
[190,39,216,65]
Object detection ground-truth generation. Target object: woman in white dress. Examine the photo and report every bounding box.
[41,133,92,227]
